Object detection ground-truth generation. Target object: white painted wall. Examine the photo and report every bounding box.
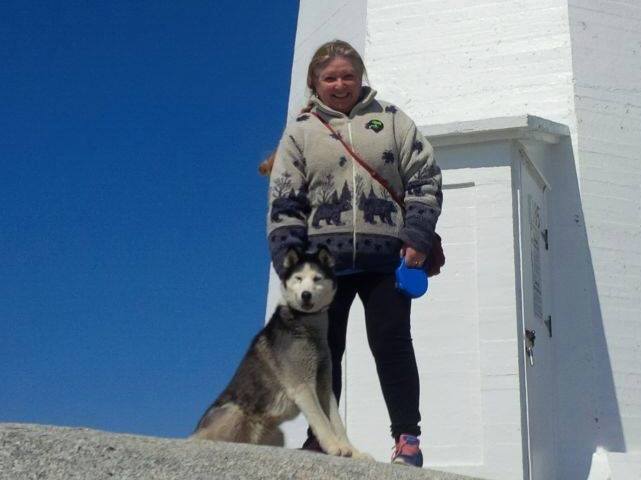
[567,0,641,459]
[363,1,641,478]
[365,0,577,132]
[267,1,641,478]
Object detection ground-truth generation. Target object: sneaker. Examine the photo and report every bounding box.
[300,436,325,454]
[391,434,423,467]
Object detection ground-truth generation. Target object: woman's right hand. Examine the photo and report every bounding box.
[401,244,427,268]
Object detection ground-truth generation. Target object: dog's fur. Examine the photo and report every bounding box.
[191,247,369,459]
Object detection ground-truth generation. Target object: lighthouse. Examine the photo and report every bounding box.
[265,2,641,479]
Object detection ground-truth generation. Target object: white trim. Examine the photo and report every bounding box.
[517,142,551,192]
[419,115,570,148]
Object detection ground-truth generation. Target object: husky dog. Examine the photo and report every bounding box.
[192,247,369,459]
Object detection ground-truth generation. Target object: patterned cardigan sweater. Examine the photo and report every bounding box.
[267,87,442,277]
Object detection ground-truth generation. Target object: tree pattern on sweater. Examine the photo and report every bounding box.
[406,163,443,206]
[270,172,310,222]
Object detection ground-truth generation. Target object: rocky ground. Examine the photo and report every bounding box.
[0,423,484,480]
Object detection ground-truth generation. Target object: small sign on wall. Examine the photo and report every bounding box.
[529,195,543,320]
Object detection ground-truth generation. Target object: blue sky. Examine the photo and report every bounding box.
[1,1,298,437]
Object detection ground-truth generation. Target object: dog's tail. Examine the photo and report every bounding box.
[192,403,245,441]
[191,402,284,446]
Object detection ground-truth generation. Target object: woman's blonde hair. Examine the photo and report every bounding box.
[259,40,367,176]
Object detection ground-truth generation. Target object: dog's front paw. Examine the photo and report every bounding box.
[334,441,356,457]
[336,442,375,460]
[322,442,342,456]
[322,440,352,457]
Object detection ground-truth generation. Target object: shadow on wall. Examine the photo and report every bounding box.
[551,136,625,479]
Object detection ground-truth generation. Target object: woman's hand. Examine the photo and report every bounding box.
[401,244,427,268]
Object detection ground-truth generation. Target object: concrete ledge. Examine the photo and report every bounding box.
[420,115,571,147]
[0,423,484,480]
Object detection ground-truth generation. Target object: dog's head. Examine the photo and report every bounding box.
[280,247,336,313]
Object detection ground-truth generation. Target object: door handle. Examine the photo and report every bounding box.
[525,329,536,366]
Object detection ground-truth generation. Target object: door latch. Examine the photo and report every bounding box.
[542,229,549,250]
[544,315,552,337]
[525,329,536,366]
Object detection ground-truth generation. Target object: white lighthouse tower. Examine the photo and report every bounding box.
[265,2,641,479]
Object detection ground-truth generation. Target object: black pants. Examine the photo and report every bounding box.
[308,272,421,440]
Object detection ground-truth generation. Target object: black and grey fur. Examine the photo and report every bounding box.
[191,247,370,459]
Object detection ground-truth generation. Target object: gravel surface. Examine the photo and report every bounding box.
[0,423,485,480]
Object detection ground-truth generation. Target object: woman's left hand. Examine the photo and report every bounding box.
[401,244,427,268]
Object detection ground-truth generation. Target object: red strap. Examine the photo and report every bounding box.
[310,112,405,213]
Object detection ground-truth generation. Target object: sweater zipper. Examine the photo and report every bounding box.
[348,120,357,269]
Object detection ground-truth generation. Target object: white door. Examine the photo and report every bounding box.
[518,154,556,480]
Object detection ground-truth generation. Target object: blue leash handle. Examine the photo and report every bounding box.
[395,258,429,299]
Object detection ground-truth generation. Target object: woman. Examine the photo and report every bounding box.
[265,40,442,467]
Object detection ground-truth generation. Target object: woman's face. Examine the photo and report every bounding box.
[313,56,362,114]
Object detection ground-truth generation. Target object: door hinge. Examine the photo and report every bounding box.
[542,229,549,250]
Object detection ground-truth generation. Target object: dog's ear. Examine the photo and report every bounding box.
[316,246,335,269]
[282,248,300,270]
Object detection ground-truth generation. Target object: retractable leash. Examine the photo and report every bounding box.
[311,112,429,299]
[395,258,428,299]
